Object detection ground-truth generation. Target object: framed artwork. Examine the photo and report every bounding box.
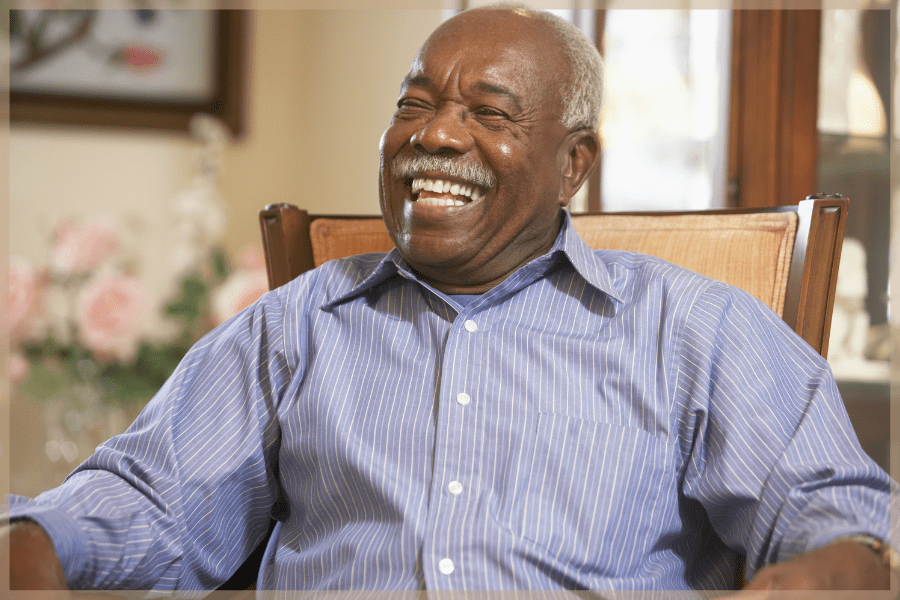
[9,9,247,136]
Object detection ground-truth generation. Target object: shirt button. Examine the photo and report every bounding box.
[448,481,463,495]
[438,558,455,574]
[456,392,471,406]
[464,319,478,332]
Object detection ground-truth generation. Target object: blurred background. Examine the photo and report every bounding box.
[5,3,896,498]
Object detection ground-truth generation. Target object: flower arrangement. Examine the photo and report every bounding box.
[9,114,272,409]
[6,114,274,495]
[9,217,233,406]
[9,216,274,410]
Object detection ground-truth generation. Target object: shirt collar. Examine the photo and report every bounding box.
[322,211,624,309]
[554,211,623,303]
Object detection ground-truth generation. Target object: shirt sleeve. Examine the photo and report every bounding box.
[674,282,895,580]
[5,288,295,591]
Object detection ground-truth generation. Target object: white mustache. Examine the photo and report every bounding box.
[391,155,496,190]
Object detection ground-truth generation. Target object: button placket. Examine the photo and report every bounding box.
[428,307,484,588]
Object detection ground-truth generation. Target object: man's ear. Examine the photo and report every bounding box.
[557,129,600,207]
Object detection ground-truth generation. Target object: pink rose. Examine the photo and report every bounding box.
[8,257,46,342]
[238,245,267,271]
[212,269,270,326]
[9,352,29,384]
[51,218,121,275]
[77,274,145,362]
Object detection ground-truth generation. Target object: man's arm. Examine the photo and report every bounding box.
[3,520,68,590]
[675,283,894,589]
[6,287,296,590]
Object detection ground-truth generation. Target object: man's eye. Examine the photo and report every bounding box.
[474,107,507,119]
[397,99,430,112]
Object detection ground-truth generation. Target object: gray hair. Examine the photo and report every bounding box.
[391,154,496,190]
[473,4,604,131]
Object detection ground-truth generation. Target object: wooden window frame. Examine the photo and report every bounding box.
[589,9,821,210]
[727,10,821,208]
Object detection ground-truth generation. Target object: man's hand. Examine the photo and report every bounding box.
[714,539,892,599]
[2,519,69,591]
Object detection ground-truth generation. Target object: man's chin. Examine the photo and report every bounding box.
[398,246,466,272]
[394,236,475,271]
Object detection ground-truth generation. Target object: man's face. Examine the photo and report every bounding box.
[379,10,574,293]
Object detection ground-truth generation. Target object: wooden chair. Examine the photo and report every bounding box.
[259,196,848,357]
[225,196,847,592]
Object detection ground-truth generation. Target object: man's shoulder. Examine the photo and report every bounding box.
[591,248,717,288]
[279,252,391,304]
[589,248,764,312]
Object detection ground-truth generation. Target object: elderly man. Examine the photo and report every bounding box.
[6,6,895,593]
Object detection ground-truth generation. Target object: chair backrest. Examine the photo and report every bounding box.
[259,198,848,358]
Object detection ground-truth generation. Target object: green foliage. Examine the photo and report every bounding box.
[18,360,70,404]
[211,247,230,283]
[17,247,231,407]
[95,342,187,404]
[166,273,209,320]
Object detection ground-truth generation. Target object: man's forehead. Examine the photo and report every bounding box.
[414,9,560,70]
[402,54,527,87]
[404,18,563,92]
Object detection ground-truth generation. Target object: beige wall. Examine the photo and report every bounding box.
[220,10,443,254]
[10,9,443,268]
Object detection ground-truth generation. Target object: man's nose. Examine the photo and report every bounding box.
[410,105,474,155]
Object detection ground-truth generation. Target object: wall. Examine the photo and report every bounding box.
[10,9,443,271]
[220,10,444,253]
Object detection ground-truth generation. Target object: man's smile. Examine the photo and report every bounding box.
[409,177,485,207]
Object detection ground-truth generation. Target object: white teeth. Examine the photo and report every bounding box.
[418,197,462,207]
[409,177,486,205]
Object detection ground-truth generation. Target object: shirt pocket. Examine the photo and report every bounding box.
[515,412,672,575]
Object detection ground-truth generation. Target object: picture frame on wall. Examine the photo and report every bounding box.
[9,9,247,137]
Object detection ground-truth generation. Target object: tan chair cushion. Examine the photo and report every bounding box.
[310,218,394,268]
[572,212,798,316]
[311,212,798,317]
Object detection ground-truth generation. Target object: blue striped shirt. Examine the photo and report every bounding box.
[8,212,891,593]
